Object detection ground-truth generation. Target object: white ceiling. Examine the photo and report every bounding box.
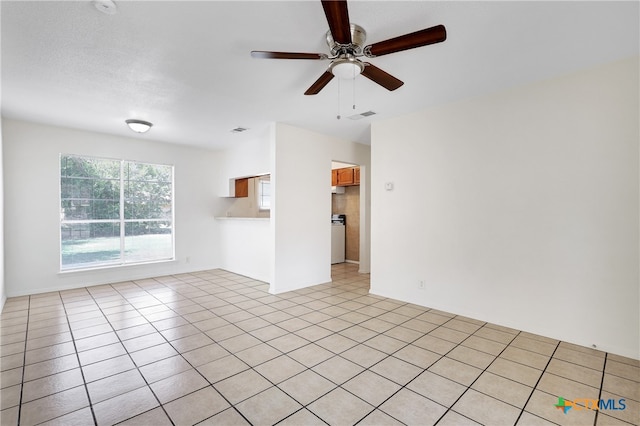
[2,1,638,150]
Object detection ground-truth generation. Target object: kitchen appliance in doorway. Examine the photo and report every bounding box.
[331,214,346,264]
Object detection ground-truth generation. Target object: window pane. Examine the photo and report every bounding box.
[259,180,271,209]
[61,155,174,270]
[60,157,120,221]
[124,183,172,219]
[124,163,172,220]
[61,196,120,221]
[124,161,171,183]
[124,221,173,262]
[61,156,119,179]
[61,223,121,269]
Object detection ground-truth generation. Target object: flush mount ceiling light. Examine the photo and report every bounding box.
[125,119,153,133]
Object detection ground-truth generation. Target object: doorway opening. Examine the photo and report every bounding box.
[331,161,361,266]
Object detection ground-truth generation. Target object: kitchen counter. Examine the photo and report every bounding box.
[215,215,271,282]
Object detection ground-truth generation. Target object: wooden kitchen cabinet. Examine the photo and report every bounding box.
[336,167,354,186]
[332,166,360,187]
[235,178,249,198]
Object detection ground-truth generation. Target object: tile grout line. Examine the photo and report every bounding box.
[361,316,472,420]
[349,307,501,423]
[146,272,283,420]
[350,313,490,424]
[265,275,401,424]
[174,270,391,423]
[83,282,179,426]
[126,271,293,417]
[161,273,288,426]
[431,323,522,425]
[176,273,347,424]
[104,275,253,426]
[593,352,608,426]
[56,291,102,426]
[15,295,31,426]
[512,339,561,425]
[171,273,501,424]
[17,293,101,425]
[194,274,346,423]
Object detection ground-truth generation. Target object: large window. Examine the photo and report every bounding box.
[60,155,174,271]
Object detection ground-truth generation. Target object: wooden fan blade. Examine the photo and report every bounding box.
[251,51,328,60]
[364,25,446,57]
[321,0,352,45]
[361,63,404,91]
[304,71,334,95]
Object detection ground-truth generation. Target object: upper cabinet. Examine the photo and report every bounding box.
[332,166,360,187]
[235,178,249,198]
[337,167,354,186]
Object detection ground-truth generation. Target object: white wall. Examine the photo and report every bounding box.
[371,57,639,359]
[3,119,222,297]
[271,123,370,293]
[0,117,5,311]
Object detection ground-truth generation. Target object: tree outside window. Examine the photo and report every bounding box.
[60,154,174,270]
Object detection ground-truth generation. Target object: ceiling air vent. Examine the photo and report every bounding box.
[230,127,249,133]
[348,111,376,120]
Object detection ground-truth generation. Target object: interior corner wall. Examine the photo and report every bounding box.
[370,57,640,359]
[2,118,222,297]
[270,123,370,294]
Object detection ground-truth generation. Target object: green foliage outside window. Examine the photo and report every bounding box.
[60,155,173,270]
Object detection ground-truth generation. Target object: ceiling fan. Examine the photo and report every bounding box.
[251,0,446,95]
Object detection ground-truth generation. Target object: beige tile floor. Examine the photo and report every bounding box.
[1,263,638,426]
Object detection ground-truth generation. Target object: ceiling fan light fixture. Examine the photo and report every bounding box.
[330,59,364,79]
[250,0,446,95]
[125,119,153,133]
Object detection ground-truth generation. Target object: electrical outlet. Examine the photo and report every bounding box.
[186,256,191,264]
[418,280,425,290]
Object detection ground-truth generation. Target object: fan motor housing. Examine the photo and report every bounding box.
[326,23,366,55]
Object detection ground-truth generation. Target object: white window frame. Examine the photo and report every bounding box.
[60,154,175,271]
[257,175,271,211]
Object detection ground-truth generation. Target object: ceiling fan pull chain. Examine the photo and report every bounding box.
[337,78,342,120]
[352,66,356,110]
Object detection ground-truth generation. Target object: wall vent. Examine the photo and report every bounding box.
[348,111,376,120]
